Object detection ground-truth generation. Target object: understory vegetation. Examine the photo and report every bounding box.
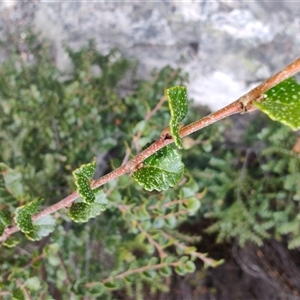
[0,29,300,299]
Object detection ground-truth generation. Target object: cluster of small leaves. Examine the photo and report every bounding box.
[81,174,219,298]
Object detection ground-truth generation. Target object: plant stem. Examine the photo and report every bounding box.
[95,261,181,285]
[160,231,217,267]
[1,56,300,243]
[238,57,300,109]
[137,224,168,259]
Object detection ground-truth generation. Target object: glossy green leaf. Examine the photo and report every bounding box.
[14,199,56,241]
[73,159,97,204]
[185,260,196,273]
[159,265,172,277]
[166,86,188,148]
[133,146,184,191]
[0,210,10,236]
[174,265,187,276]
[255,77,300,130]
[103,281,118,289]
[69,190,108,223]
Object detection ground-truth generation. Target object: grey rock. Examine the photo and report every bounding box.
[0,1,299,110]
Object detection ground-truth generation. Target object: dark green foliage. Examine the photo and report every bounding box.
[184,115,300,249]
[0,30,206,299]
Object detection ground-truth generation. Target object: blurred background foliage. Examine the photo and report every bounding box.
[0,28,300,299]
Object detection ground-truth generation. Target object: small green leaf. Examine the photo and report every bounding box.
[0,170,17,204]
[0,210,10,236]
[14,199,55,241]
[73,159,97,204]
[153,216,165,228]
[174,265,187,276]
[14,198,42,234]
[69,190,108,223]
[103,281,117,289]
[0,163,24,200]
[159,265,172,277]
[26,215,56,241]
[88,282,105,296]
[12,288,25,300]
[167,86,188,148]
[255,77,300,130]
[133,146,184,191]
[143,269,156,279]
[185,260,196,273]
[3,236,20,247]
[165,215,177,228]
[24,276,41,291]
[185,197,201,215]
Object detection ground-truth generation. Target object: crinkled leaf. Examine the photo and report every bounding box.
[0,210,11,236]
[167,86,188,148]
[3,236,20,247]
[69,190,108,223]
[26,215,56,241]
[14,198,55,240]
[73,159,97,204]
[133,146,184,191]
[255,77,300,130]
[14,198,42,234]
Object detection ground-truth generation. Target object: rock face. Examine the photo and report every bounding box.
[0,2,300,299]
[0,2,299,110]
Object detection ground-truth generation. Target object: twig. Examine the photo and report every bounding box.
[86,261,182,286]
[160,231,216,267]
[1,57,300,243]
[137,224,167,259]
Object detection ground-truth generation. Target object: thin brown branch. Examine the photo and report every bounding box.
[1,57,300,243]
[137,224,167,259]
[238,56,300,109]
[160,231,216,267]
[96,261,181,285]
